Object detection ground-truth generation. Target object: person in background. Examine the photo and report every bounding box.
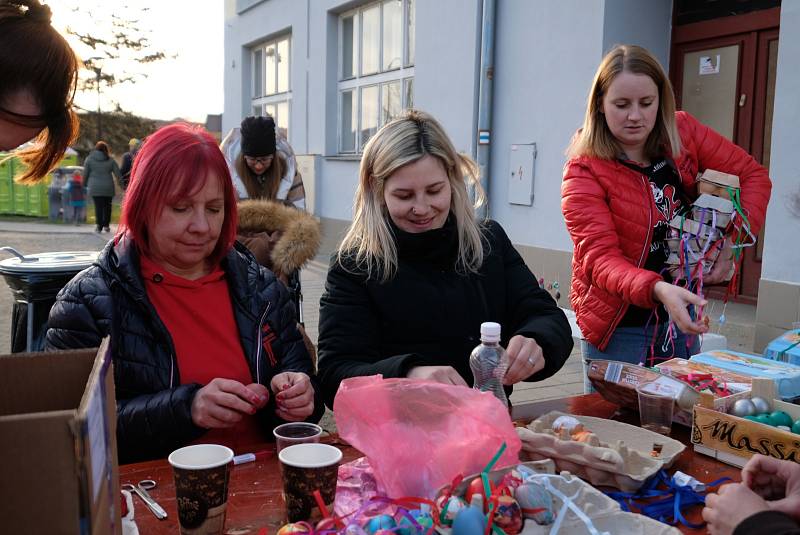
[65,171,85,225]
[47,167,67,221]
[562,44,771,365]
[83,141,121,233]
[0,0,80,183]
[119,137,140,191]
[703,454,800,535]
[316,109,573,409]
[46,123,323,463]
[236,116,306,210]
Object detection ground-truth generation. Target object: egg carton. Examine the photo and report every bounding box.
[437,470,679,535]
[516,411,683,492]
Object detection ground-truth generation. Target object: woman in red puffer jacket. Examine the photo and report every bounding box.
[562,44,771,366]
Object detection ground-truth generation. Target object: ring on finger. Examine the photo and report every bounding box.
[527,356,536,366]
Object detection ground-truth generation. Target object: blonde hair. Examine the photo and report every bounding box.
[338,109,487,282]
[567,44,681,160]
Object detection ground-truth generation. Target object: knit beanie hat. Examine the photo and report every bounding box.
[240,116,276,157]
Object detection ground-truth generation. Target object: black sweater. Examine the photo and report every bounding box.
[317,218,573,409]
[735,511,800,535]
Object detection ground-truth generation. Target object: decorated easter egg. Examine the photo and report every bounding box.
[552,415,583,435]
[750,397,771,414]
[792,420,800,434]
[768,411,793,428]
[364,515,396,534]
[731,399,756,418]
[465,477,491,509]
[277,523,313,534]
[451,506,486,535]
[744,415,759,422]
[514,482,554,525]
[439,496,467,523]
[397,508,434,535]
[500,469,524,492]
[753,414,771,425]
[492,495,523,535]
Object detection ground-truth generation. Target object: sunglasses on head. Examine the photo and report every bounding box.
[0,105,49,129]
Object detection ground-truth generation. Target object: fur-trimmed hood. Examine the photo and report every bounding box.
[236,199,321,276]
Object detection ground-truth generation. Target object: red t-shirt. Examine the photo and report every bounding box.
[140,255,267,452]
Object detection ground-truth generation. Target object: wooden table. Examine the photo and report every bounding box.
[119,394,741,534]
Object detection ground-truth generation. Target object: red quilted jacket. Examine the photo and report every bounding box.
[562,111,772,350]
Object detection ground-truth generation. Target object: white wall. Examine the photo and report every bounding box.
[602,0,672,65]
[489,0,604,251]
[486,0,671,252]
[761,2,800,283]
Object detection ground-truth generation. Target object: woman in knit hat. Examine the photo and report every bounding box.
[235,115,306,210]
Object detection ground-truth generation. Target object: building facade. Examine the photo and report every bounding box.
[224,0,799,350]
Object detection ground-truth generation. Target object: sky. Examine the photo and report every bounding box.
[49,0,224,123]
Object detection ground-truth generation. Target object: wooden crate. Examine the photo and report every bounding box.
[691,378,800,467]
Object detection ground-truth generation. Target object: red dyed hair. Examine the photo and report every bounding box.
[118,123,238,266]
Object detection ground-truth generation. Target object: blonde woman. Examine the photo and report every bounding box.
[562,45,771,365]
[317,109,573,408]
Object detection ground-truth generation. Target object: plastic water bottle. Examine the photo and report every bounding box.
[469,322,509,407]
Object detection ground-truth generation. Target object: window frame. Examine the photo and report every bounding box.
[337,0,415,154]
[251,34,292,135]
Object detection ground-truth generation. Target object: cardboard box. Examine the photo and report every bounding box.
[586,359,701,426]
[692,378,800,468]
[0,339,121,534]
[690,349,800,400]
[764,329,800,365]
[655,358,751,414]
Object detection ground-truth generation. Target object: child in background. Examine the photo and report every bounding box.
[66,172,86,225]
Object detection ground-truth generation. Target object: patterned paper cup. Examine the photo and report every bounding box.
[168,444,234,535]
[278,443,343,522]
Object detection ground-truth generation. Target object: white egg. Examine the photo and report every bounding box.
[750,397,771,414]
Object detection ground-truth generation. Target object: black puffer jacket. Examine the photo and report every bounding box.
[317,219,574,409]
[45,236,324,463]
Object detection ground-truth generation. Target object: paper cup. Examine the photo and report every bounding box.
[273,422,323,453]
[168,444,234,534]
[279,443,342,522]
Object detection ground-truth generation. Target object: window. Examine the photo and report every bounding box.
[251,34,291,136]
[338,0,415,153]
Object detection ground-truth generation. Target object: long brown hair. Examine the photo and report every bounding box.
[0,0,80,184]
[567,44,681,161]
[235,151,286,199]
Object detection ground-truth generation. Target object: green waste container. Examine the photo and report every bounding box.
[0,152,78,217]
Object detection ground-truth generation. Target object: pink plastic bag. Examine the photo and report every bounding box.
[333,375,521,499]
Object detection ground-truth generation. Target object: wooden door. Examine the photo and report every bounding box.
[670,8,780,303]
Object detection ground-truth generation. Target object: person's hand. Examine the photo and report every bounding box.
[742,454,800,520]
[191,378,267,429]
[407,366,468,386]
[653,281,709,335]
[244,383,270,409]
[703,482,771,535]
[705,238,734,285]
[270,372,315,421]
[503,335,545,385]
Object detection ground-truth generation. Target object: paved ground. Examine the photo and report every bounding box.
[0,217,758,429]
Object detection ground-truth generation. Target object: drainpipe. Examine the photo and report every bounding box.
[475,0,496,219]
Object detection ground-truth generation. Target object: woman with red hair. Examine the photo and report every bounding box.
[45,123,322,463]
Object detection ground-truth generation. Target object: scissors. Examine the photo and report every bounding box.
[121,479,168,520]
